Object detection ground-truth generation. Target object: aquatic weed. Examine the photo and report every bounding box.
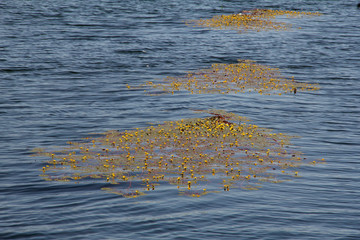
[137,60,319,95]
[34,110,325,198]
[186,9,322,33]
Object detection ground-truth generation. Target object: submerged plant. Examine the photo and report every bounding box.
[34,110,324,198]
[138,60,319,95]
[186,9,322,33]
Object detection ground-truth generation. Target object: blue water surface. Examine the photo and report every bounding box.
[1,0,359,239]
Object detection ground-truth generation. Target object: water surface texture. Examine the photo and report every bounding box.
[1,0,360,239]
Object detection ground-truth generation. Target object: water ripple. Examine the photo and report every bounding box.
[1,0,360,239]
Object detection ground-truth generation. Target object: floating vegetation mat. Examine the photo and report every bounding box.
[136,60,319,95]
[34,110,324,198]
[186,9,322,32]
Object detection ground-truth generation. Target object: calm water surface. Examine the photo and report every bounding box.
[1,0,359,239]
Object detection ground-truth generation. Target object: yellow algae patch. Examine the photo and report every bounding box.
[34,110,323,197]
[141,60,319,95]
[186,9,322,33]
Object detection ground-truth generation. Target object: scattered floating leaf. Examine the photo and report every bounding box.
[139,60,319,95]
[34,110,323,197]
[186,9,322,33]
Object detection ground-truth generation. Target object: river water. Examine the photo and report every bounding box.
[1,0,359,239]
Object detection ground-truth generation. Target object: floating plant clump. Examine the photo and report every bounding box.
[34,110,324,198]
[186,9,322,32]
[138,60,319,95]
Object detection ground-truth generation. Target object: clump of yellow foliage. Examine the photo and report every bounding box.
[34,110,324,198]
[186,9,322,32]
[142,60,319,95]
